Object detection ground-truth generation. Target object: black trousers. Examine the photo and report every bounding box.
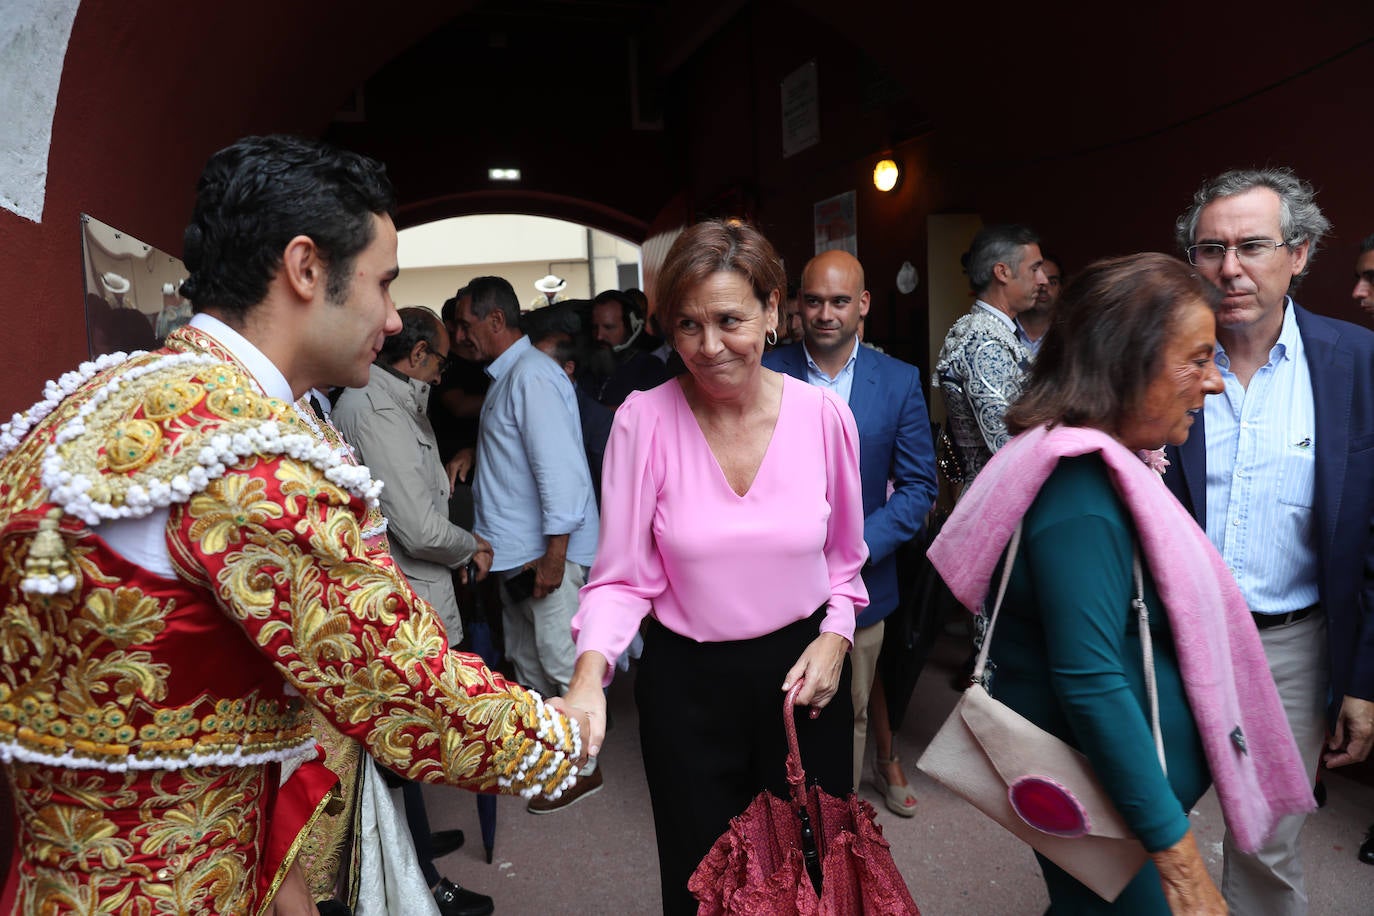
[635,609,854,916]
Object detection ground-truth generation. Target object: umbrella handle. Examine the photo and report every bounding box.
[782,681,808,805]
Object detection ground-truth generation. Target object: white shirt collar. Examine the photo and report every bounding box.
[188,312,294,402]
[974,299,1017,332]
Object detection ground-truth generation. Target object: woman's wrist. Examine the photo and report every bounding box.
[567,651,609,695]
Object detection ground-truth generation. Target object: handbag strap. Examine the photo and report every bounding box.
[1133,551,1166,775]
[972,521,1165,774]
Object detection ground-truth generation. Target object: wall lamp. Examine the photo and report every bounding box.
[873,159,900,193]
[488,167,522,181]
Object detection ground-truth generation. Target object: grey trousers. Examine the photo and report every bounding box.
[1222,609,1328,916]
[500,560,587,698]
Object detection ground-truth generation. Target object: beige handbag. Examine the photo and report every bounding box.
[916,523,1164,902]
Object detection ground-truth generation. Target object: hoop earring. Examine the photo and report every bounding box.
[766,328,778,346]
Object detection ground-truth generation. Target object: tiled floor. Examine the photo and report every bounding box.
[424,634,1374,915]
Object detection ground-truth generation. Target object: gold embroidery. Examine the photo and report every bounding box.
[103,420,163,474]
[141,379,205,421]
[11,761,265,915]
[206,383,276,422]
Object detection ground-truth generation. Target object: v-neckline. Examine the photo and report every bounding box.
[676,377,786,499]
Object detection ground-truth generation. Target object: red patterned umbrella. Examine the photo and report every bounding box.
[689,683,920,915]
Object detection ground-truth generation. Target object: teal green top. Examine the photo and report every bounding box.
[988,455,1209,855]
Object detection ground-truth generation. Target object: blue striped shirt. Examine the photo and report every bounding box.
[1203,300,1318,614]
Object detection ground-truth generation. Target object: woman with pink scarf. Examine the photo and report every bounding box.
[928,253,1314,914]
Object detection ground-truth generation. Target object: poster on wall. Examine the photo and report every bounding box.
[81,214,191,358]
[781,60,820,159]
[814,191,857,256]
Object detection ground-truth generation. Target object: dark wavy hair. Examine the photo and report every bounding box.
[180,135,395,318]
[1006,253,1221,436]
[654,219,785,335]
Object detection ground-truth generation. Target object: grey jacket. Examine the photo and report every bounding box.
[334,364,477,643]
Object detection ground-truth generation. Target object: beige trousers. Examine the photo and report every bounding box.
[1222,610,1328,916]
[849,620,886,787]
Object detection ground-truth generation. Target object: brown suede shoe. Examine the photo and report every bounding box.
[526,765,603,814]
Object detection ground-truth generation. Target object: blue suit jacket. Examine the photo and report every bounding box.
[764,343,938,626]
[1164,304,1374,715]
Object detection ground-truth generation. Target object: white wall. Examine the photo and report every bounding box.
[396,215,641,310]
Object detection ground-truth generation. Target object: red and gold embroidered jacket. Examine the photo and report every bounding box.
[0,327,580,915]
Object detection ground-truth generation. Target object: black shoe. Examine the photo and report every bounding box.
[1313,779,1326,808]
[1359,825,1374,866]
[430,828,465,858]
[432,877,494,916]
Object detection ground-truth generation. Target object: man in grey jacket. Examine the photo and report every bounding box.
[333,306,497,915]
[335,307,493,644]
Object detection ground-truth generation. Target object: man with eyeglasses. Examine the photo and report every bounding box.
[1165,168,1374,915]
[334,306,493,647]
[333,306,497,915]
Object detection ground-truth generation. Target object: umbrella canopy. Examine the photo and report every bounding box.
[688,684,920,915]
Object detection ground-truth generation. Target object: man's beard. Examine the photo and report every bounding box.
[587,347,618,378]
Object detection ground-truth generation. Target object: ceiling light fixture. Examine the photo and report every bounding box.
[488,167,521,181]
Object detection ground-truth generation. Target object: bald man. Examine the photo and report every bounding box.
[763,250,938,812]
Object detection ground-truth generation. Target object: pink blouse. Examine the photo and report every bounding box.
[573,375,869,682]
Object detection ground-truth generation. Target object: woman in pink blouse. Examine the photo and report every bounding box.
[558,220,869,914]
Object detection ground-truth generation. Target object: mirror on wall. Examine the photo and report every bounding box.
[80,214,192,358]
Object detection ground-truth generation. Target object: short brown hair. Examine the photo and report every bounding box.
[1006,252,1221,436]
[654,220,785,333]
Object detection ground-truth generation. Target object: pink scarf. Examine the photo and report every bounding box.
[928,424,1315,853]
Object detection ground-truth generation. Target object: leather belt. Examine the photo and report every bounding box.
[1252,605,1316,630]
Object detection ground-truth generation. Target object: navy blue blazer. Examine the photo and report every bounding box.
[764,343,938,626]
[1164,304,1374,715]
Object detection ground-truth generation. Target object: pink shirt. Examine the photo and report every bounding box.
[573,375,869,680]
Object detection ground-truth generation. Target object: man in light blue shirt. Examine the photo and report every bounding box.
[455,276,604,813]
[456,276,598,671]
[1167,169,1374,915]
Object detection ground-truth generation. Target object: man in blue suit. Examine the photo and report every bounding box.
[764,250,937,814]
[1166,169,1374,915]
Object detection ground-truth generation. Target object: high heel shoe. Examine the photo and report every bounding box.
[871,754,918,817]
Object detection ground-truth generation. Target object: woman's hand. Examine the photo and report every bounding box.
[1152,830,1226,915]
[782,632,850,715]
[549,651,610,765]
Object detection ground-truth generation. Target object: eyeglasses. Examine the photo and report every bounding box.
[427,348,456,374]
[1186,240,1288,267]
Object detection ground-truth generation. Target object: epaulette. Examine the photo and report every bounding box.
[1,351,382,594]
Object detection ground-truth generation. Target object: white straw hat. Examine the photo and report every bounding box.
[534,274,567,294]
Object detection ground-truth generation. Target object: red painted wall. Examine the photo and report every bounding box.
[0,1,458,417]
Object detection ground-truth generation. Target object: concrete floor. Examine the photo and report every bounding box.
[424,634,1374,915]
